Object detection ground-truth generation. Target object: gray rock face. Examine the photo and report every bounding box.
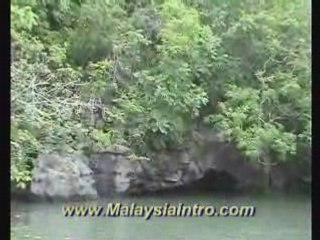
[91,133,268,196]
[92,131,308,195]
[90,148,145,196]
[31,153,97,200]
[270,160,311,190]
[29,131,310,200]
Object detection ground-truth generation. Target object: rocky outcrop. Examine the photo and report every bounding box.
[89,133,266,197]
[90,132,310,196]
[29,131,310,200]
[31,153,97,200]
[270,159,311,190]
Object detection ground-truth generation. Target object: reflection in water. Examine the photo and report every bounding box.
[11,193,311,240]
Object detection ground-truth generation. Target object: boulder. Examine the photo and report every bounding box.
[31,153,97,200]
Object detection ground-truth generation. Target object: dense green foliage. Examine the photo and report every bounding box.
[11,0,311,188]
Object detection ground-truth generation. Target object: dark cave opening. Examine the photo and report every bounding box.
[187,169,238,192]
[147,169,240,196]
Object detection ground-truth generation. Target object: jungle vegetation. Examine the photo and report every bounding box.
[11,0,311,188]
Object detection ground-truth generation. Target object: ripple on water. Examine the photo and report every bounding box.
[11,194,311,240]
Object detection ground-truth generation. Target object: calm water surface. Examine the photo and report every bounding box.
[11,193,311,240]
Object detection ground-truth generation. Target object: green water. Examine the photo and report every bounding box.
[11,193,311,240]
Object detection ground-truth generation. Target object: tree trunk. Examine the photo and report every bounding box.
[261,155,272,190]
